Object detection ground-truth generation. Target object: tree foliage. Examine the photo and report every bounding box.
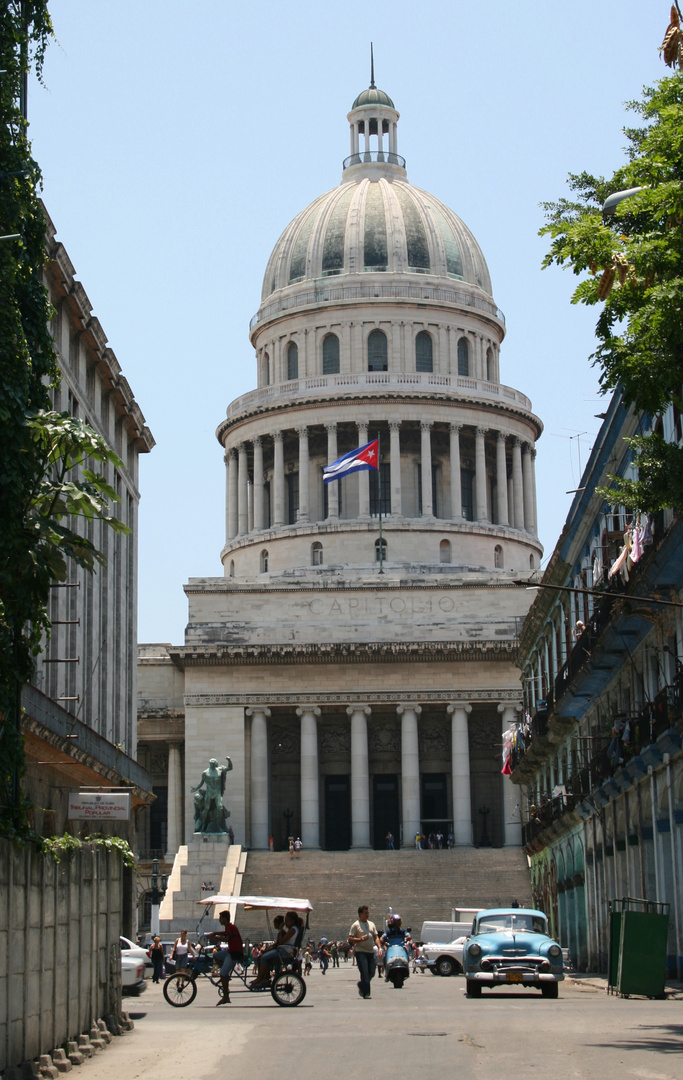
[540,58,683,513]
[0,3,129,836]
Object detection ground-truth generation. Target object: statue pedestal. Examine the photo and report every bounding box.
[158,841,243,936]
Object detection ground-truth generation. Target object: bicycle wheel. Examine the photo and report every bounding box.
[271,972,306,1007]
[163,972,197,1007]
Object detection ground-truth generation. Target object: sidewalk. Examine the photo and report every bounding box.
[565,972,683,999]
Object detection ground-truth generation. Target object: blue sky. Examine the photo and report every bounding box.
[28,1,668,644]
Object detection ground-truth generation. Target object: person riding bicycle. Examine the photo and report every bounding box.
[207,910,244,1005]
[250,911,301,989]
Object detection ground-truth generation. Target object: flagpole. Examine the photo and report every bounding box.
[377,430,383,574]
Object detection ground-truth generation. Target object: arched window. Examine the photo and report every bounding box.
[440,539,451,564]
[260,549,269,573]
[311,541,323,566]
[263,352,270,385]
[367,329,388,371]
[374,538,387,562]
[486,347,494,382]
[530,554,535,570]
[229,560,235,578]
[322,333,340,374]
[494,544,504,569]
[415,331,433,372]
[287,341,298,380]
[457,337,469,377]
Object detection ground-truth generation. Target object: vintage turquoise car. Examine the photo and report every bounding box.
[463,908,564,998]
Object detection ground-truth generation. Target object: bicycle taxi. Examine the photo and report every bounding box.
[162,894,312,1008]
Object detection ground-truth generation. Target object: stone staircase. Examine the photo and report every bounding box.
[158,838,246,936]
[235,847,532,942]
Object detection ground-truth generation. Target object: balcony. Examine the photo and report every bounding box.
[343,149,406,170]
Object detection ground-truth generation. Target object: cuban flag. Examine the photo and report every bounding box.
[323,438,379,484]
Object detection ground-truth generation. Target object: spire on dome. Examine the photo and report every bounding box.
[370,42,375,89]
[346,55,405,179]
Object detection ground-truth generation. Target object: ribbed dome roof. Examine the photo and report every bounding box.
[261,178,492,301]
[352,85,395,109]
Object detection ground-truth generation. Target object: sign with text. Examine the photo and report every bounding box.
[68,791,131,821]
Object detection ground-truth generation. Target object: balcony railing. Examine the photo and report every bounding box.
[343,150,406,170]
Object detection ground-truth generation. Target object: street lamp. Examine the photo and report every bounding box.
[150,857,168,938]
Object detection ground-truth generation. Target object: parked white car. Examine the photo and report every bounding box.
[120,935,152,976]
[417,935,468,976]
[121,955,146,995]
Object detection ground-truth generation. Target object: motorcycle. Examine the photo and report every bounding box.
[383,912,410,989]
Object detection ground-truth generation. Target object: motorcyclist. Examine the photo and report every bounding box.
[381,914,410,946]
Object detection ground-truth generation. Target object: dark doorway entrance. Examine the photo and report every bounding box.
[373,774,400,849]
[421,773,450,843]
[324,775,351,850]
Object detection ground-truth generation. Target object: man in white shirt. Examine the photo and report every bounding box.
[348,905,380,999]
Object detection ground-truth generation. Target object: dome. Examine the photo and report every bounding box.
[352,85,395,109]
[260,178,492,301]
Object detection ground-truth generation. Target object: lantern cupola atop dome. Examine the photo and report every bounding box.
[344,51,405,182]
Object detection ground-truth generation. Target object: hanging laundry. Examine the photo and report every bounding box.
[608,544,629,579]
[631,524,643,563]
[641,513,653,546]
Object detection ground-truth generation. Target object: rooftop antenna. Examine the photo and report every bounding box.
[370,42,376,88]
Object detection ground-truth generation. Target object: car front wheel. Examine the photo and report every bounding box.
[436,957,459,977]
[541,982,558,999]
[466,979,481,997]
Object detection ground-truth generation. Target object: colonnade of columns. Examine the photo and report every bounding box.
[225,420,538,540]
[245,702,522,850]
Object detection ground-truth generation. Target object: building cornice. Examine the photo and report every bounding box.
[183,687,523,707]
[168,639,518,669]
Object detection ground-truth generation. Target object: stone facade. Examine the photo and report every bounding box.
[138,79,543,856]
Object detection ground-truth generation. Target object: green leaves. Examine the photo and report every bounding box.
[540,69,683,512]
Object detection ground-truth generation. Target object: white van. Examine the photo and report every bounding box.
[420,910,481,943]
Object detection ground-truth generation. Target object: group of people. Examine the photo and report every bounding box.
[414,831,453,849]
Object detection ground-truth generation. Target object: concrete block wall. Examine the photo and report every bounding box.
[0,840,124,1072]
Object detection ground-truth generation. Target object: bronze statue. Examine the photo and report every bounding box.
[191,757,233,833]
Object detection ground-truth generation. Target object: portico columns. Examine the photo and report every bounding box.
[498,702,523,845]
[420,422,433,517]
[347,705,371,848]
[397,704,421,844]
[449,423,463,521]
[447,704,472,845]
[389,421,402,516]
[297,706,321,848]
[165,743,183,858]
[247,707,271,849]
[511,437,524,529]
[496,432,509,526]
[253,437,264,531]
[326,423,339,519]
[273,432,285,526]
[297,426,310,523]
[357,421,370,518]
[475,426,489,522]
[238,442,248,535]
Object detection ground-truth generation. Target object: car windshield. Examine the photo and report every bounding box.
[475,914,547,935]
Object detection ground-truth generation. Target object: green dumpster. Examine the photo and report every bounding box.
[608,897,669,998]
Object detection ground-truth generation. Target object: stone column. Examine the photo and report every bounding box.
[165,744,183,858]
[224,452,230,545]
[252,437,264,531]
[511,437,524,529]
[227,449,238,540]
[357,421,370,518]
[238,442,249,535]
[326,423,339,519]
[247,707,271,849]
[397,704,421,844]
[273,431,285,526]
[297,426,310,523]
[247,478,254,534]
[530,447,538,538]
[498,702,523,845]
[447,704,472,845]
[297,706,321,848]
[420,421,433,517]
[522,443,534,535]
[389,420,402,516]
[449,423,463,521]
[496,432,509,526]
[475,426,489,522]
[347,705,371,848]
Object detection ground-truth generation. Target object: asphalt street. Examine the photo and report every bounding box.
[90,966,682,1080]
